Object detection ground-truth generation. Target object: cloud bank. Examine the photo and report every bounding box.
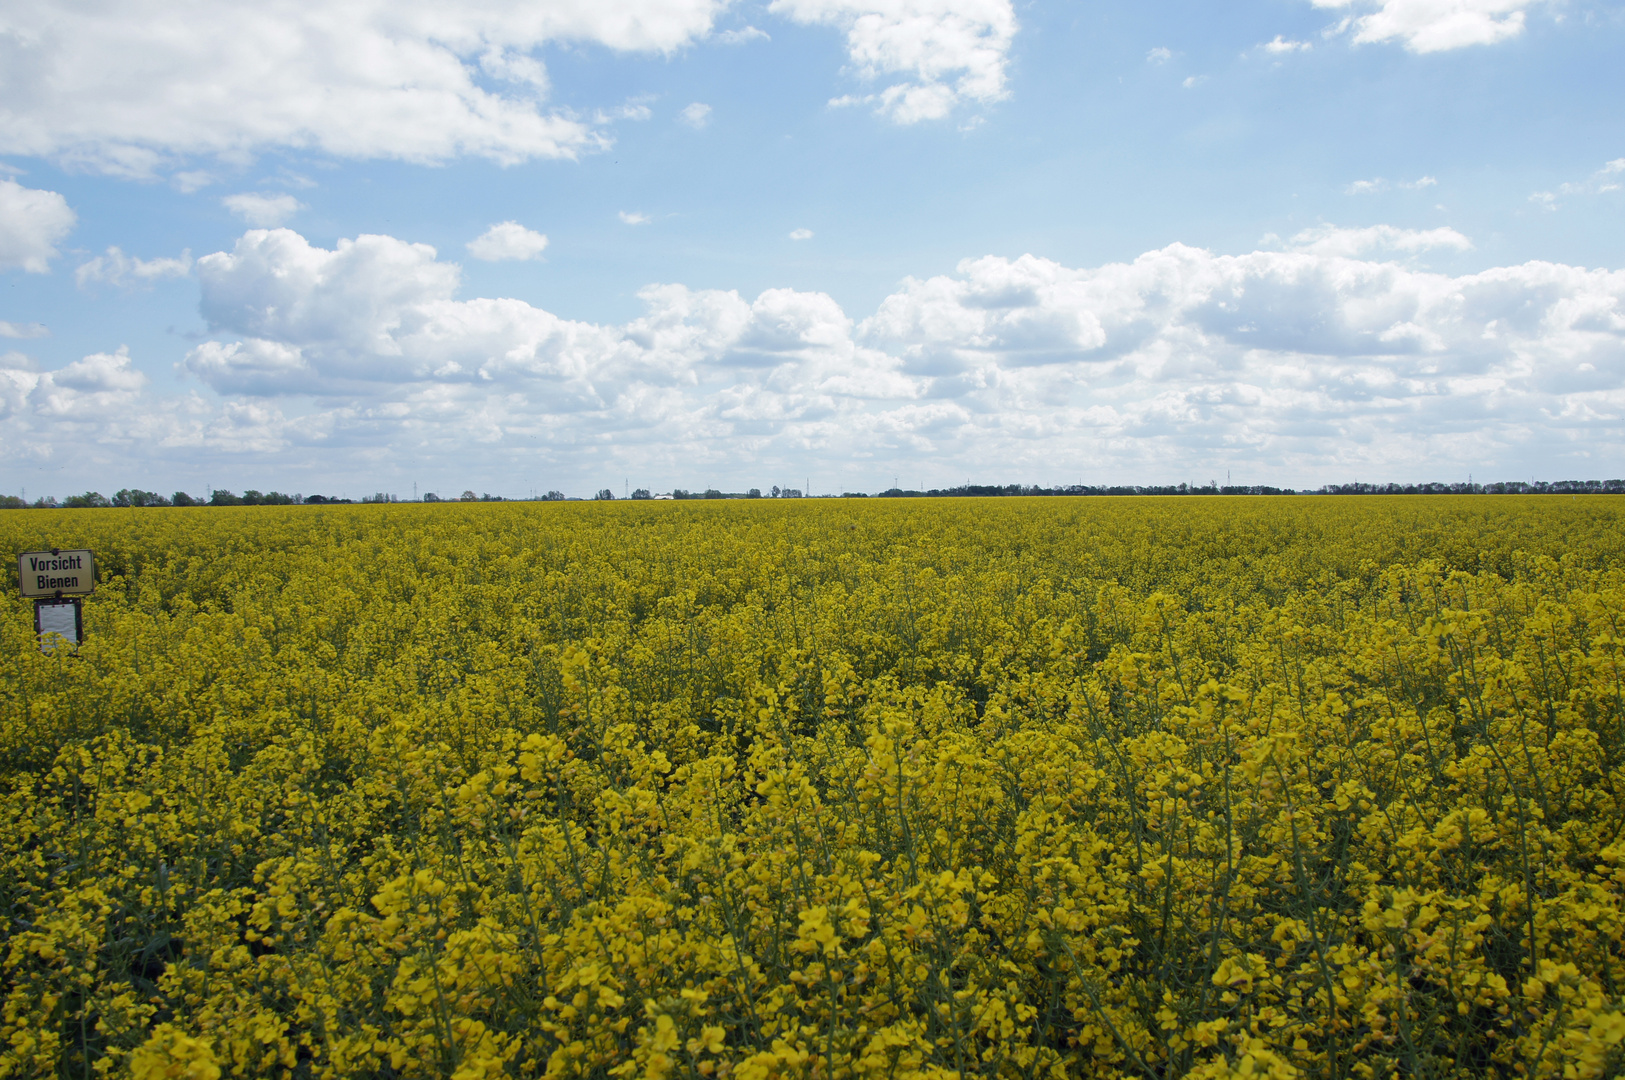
[3,225,1622,490]
[0,0,732,174]
[0,0,1022,173]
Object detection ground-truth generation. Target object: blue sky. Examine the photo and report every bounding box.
[2,0,1623,498]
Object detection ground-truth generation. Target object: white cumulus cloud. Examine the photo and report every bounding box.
[1311,0,1545,52]
[1262,35,1312,52]
[0,0,732,174]
[467,222,550,261]
[773,0,1017,123]
[192,230,463,386]
[0,179,76,273]
[181,339,316,396]
[0,321,48,339]
[717,25,770,43]
[223,193,306,227]
[620,211,653,225]
[1,345,149,423]
[789,228,814,240]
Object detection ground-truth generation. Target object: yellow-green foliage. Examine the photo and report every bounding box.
[1,498,1623,1079]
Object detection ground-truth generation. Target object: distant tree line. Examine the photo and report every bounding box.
[0,488,337,509]
[3,477,1620,510]
[1313,480,1625,495]
[422,491,507,502]
[668,488,767,500]
[0,488,508,508]
[575,479,1619,500]
[841,479,1625,498]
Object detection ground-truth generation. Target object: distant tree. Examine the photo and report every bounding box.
[172,492,200,507]
[479,493,503,502]
[747,488,761,498]
[0,495,24,509]
[209,489,243,506]
[422,492,440,503]
[704,489,723,499]
[544,490,565,501]
[771,485,781,498]
[63,492,112,508]
[113,488,169,507]
[243,490,264,505]
[32,496,60,508]
[630,488,651,500]
[461,490,478,502]
[672,489,691,500]
[594,489,615,501]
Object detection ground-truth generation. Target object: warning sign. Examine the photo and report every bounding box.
[18,550,96,597]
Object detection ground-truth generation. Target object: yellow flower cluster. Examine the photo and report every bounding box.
[0,497,1621,1078]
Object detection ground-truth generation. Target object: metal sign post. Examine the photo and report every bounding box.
[17,548,95,653]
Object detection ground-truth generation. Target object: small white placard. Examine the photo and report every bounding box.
[37,602,79,651]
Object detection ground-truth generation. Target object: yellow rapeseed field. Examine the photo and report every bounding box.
[1,497,1622,1080]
